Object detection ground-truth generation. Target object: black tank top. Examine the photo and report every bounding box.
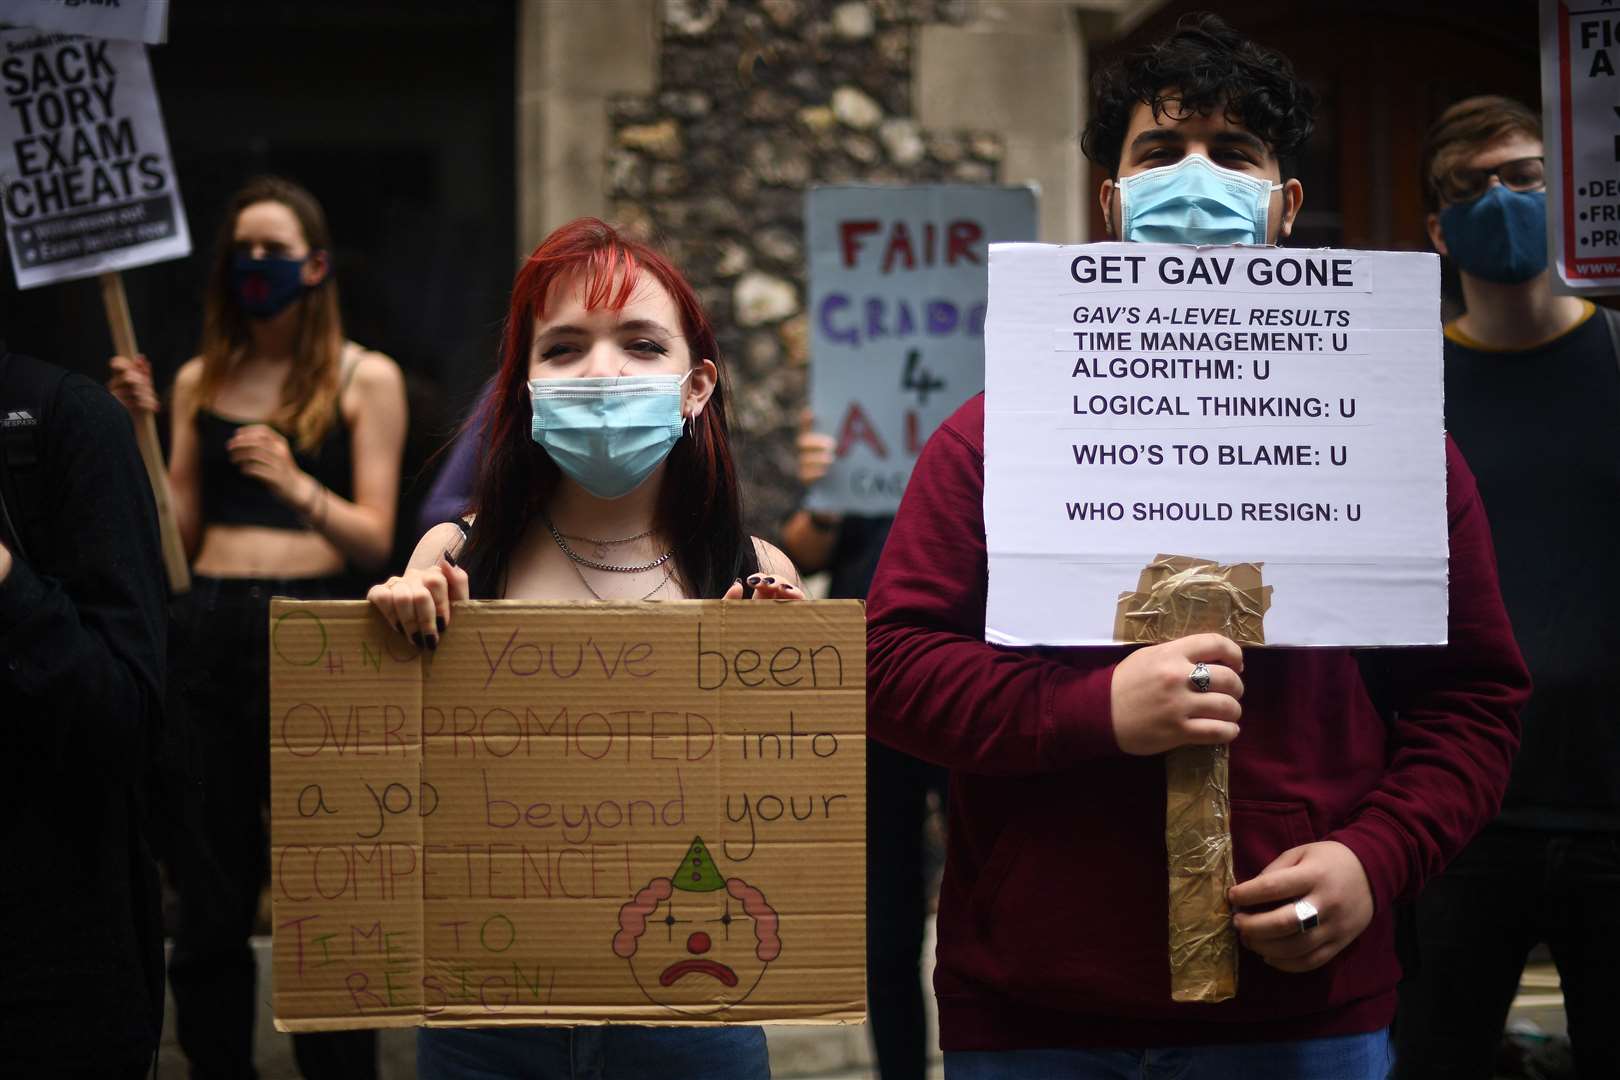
[197,360,357,531]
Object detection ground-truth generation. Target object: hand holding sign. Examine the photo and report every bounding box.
[1109,633,1244,755]
[368,554,470,647]
[796,409,836,488]
[107,353,159,413]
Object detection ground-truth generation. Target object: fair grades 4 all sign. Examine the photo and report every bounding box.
[806,184,1036,515]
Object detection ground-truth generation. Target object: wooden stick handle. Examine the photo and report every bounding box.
[99,271,190,594]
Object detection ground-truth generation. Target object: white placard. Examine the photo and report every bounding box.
[0,0,168,45]
[1541,0,1620,295]
[0,30,189,289]
[806,184,1037,515]
[983,243,1448,648]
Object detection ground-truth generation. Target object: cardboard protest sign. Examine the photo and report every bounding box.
[269,599,866,1030]
[983,243,1447,648]
[806,184,1036,514]
[0,0,169,44]
[1541,0,1620,295]
[0,29,189,288]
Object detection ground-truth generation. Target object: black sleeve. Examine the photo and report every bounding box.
[0,377,166,778]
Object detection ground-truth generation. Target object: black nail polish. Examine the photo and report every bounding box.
[747,575,762,586]
[427,636,438,652]
[412,633,425,649]
[764,576,777,585]
[436,616,446,634]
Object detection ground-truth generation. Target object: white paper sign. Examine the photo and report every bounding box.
[983,243,1448,648]
[0,30,189,289]
[0,0,169,45]
[1541,0,1620,295]
[806,184,1037,515]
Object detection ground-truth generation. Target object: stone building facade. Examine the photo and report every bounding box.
[521,0,1130,535]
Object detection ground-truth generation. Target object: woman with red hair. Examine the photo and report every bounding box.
[368,217,797,1077]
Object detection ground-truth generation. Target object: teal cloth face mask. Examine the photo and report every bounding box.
[1117,154,1282,246]
[529,372,689,499]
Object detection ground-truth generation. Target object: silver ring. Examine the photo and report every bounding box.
[1294,899,1320,934]
[1189,662,1212,693]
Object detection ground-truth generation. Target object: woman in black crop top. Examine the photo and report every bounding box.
[108,176,406,1080]
[366,219,800,1080]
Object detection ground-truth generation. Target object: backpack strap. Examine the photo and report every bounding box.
[0,350,68,564]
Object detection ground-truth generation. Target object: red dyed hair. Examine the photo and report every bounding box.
[460,218,748,598]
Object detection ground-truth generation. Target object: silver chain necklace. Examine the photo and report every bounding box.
[565,555,674,601]
[559,525,655,545]
[545,517,672,573]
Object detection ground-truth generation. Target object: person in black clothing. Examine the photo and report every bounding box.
[780,409,947,1080]
[1394,95,1620,1077]
[0,351,167,1078]
[108,176,407,1080]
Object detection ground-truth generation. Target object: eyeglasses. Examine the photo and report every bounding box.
[1437,156,1546,205]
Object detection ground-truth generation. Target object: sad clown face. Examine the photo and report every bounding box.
[612,836,780,1014]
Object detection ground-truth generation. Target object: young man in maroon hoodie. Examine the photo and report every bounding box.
[865,15,1530,1078]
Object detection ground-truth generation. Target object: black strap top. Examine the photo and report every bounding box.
[197,360,357,531]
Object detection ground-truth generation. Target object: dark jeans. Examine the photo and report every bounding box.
[165,575,375,1080]
[1394,825,1620,1078]
[416,1026,769,1079]
[946,1029,1393,1079]
[868,738,949,1080]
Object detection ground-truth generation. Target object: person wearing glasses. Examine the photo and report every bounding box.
[1392,96,1620,1077]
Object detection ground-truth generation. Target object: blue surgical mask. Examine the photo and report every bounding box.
[1438,186,1548,285]
[529,372,690,499]
[1117,154,1282,246]
[231,254,310,318]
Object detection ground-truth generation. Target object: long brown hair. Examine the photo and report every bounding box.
[195,176,345,451]
[461,218,748,600]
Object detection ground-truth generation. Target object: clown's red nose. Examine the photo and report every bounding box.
[685,931,712,955]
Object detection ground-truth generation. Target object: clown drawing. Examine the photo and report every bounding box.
[611,836,781,1015]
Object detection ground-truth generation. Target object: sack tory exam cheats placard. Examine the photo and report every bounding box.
[983,243,1447,648]
[0,27,189,288]
[269,600,866,1031]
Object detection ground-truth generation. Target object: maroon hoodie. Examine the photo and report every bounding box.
[866,393,1529,1049]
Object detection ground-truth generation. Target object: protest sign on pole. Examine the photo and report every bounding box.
[983,243,1448,648]
[1541,0,1620,295]
[806,184,1036,515]
[0,30,189,286]
[269,600,867,1030]
[0,0,169,45]
[984,242,1447,1002]
[0,28,191,589]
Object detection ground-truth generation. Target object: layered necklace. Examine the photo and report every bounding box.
[544,517,674,600]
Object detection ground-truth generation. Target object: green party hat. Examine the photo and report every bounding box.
[672,835,725,892]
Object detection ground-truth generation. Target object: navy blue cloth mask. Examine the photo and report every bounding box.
[231,254,310,318]
[1439,187,1548,285]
